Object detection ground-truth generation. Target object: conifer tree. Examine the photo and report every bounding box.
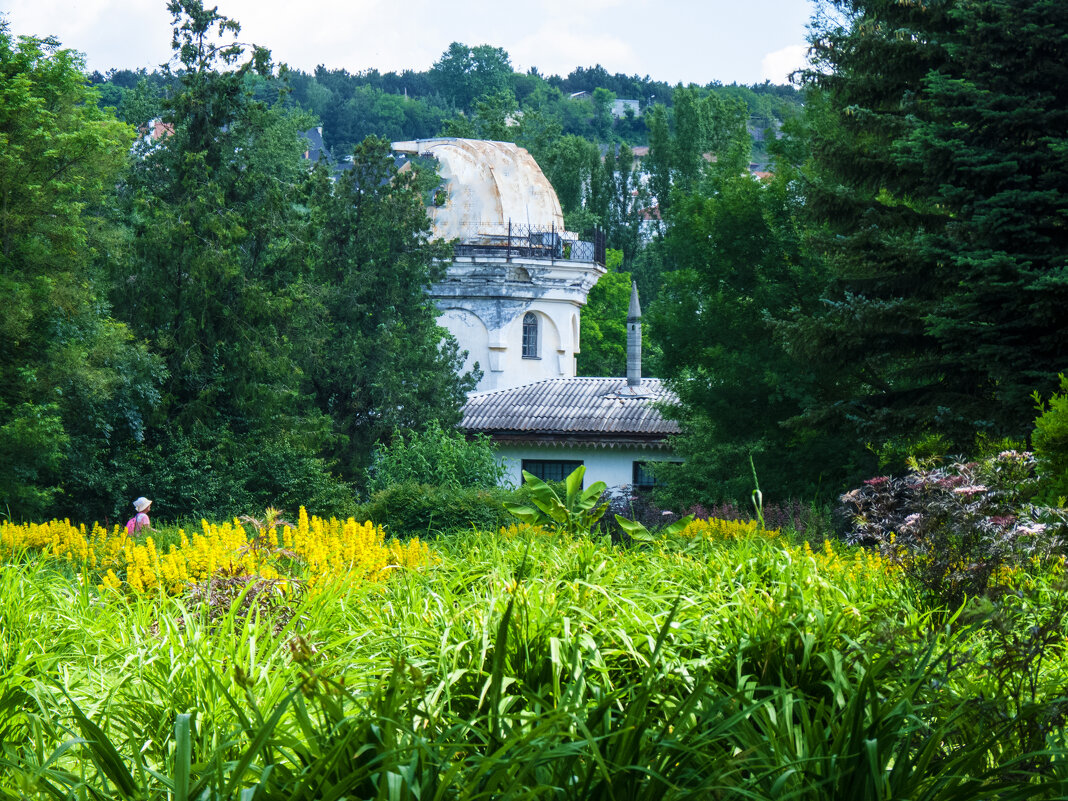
[782,0,1068,452]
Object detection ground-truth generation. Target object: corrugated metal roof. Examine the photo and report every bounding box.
[461,378,680,437]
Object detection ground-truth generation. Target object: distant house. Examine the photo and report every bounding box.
[299,126,330,164]
[568,90,591,100]
[139,117,174,143]
[637,203,664,241]
[611,99,640,119]
[460,283,680,492]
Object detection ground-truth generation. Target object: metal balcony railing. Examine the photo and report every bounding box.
[451,222,606,267]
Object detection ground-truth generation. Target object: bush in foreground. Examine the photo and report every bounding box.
[839,449,1068,607]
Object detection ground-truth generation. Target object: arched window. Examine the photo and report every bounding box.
[522,312,539,358]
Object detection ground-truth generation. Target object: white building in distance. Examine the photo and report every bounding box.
[392,137,679,490]
[391,138,605,392]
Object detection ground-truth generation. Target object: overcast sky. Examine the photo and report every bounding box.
[2,0,815,86]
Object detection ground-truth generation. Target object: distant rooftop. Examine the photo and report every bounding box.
[461,377,679,447]
[393,137,604,265]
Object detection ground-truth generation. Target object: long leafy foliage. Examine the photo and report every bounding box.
[0,522,1064,798]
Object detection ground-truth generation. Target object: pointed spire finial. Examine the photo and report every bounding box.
[627,280,641,322]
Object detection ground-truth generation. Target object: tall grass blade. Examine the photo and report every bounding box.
[63,693,137,798]
[173,712,191,801]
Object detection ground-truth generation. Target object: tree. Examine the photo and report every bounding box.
[784,0,1068,457]
[649,168,854,505]
[910,0,1068,429]
[644,86,749,211]
[0,23,162,519]
[591,87,615,140]
[115,0,313,428]
[576,254,630,377]
[540,135,600,216]
[301,137,478,482]
[106,0,352,519]
[430,42,512,111]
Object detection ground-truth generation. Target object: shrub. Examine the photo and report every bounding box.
[504,466,609,536]
[356,482,529,537]
[366,421,506,494]
[839,450,1068,607]
[58,423,356,523]
[1033,374,1068,504]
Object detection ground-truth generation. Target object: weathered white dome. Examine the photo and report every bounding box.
[392,138,565,241]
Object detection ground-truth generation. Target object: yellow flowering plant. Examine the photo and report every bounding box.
[0,507,431,597]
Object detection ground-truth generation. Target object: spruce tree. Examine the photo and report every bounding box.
[790,0,1068,452]
[912,0,1068,429]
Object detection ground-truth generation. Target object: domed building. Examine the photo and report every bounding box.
[392,138,605,392]
[392,138,680,490]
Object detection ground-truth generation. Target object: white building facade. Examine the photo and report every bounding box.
[392,137,679,491]
[391,137,604,392]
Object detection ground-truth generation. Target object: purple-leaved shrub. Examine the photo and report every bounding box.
[839,450,1068,607]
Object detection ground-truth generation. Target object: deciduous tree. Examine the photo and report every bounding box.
[0,23,161,518]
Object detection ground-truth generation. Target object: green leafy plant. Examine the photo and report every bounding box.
[367,421,506,494]
[504,466,609,535]
[613,513,694,542]
[1033,374,1068,504]
[357,482,523,536]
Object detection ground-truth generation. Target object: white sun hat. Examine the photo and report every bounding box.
[133,497,152,512]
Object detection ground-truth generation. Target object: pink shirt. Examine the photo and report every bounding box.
[127,512,150,534]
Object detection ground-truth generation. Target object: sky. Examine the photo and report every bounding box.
[2,0,815,86]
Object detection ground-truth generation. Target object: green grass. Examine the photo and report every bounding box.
[1,526,1065,799]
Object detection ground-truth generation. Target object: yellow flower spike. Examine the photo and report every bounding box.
[3,508,433,598]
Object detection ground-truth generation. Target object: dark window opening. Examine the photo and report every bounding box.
[523,459,583,484]
[633,461,673,491]
[522,312,539,358]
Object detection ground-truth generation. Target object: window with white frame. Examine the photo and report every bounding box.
[522,312,539,358]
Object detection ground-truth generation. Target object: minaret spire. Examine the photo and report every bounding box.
[627,281,642,387]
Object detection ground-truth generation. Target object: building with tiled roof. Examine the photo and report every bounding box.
[392,138,682,490]
[460,283,680,490]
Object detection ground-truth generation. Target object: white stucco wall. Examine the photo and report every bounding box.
[494,443,679,492]
[433,255,603,392]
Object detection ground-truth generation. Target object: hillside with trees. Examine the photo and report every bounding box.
[3,0,1067,520]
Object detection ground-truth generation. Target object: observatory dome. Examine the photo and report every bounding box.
[391,138,565,242]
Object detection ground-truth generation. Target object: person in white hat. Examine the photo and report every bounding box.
[126,497,152,535]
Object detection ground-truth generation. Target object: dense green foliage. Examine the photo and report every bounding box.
[367,422,506,494]
[781,0,1068,455]
[0,23,160,519]
[645,0,1068,507]
[355,483,526,537]
[299,136,476,481]
[0,3,474,521]
[650,163,863,504]
[575,252,631,377]
[1,521,1065,797]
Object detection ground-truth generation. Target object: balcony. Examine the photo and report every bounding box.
[450,222,606,267]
